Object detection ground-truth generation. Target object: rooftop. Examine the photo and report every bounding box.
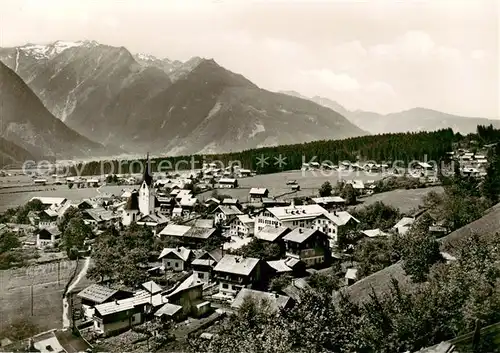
[283,227,321,243]
[159,224,191,237]
[249,188,268,195]
[94,291,153,316]
[231,288,292,312]
[267,260,293,273]
[154,303,182,317]
[30,197,67,206]
[141,280,162,295]
[77,284,119,304]
[215,205,244,216]
[255,225,290,242]
[159,247,192,261]
[213,255,260,276]
[311,196,346,204]
[322,211,359,226]
[265,204,328,221]
[361,228,389,238]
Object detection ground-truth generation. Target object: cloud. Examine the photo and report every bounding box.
[302,69,360,91]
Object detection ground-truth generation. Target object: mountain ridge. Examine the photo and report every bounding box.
[0,40,366,155]
[279,91,500,134]
[0,61,109,158]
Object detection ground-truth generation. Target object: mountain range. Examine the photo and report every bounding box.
[280,90,500,135]
[0,60,109,165]
[1,39,497,162]
[0,40,365,156]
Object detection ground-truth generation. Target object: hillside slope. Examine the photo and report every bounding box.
[0,61,107,158]
[0,137,36,168]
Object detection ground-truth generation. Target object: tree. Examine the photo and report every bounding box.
[88,225,154,285]
[0,231,21,253]
[269,274,293,293]
[400,219,443,282]
[308,270,340,293]
[319,181,333,197]
[58,206,82,232]
[352,201,401,230]
[481,143,500,205]
[354,236,401,277]
[341,183,357,205]
[14,199,44,224]
[234,238,281,261]
[61,217,91,258]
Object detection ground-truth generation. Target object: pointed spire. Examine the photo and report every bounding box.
[143,153,153,186]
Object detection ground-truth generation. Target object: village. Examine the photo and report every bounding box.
[0,144,495,352]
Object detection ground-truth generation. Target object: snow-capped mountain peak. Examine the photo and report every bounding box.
[19,40,99,60]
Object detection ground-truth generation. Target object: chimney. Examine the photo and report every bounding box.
[290,198,295,207]
[115,300,119,305]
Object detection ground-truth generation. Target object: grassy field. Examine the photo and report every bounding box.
[352,186,444,214]
[0,260,94,339]
[0,185,127,212]
[199,169,386,202]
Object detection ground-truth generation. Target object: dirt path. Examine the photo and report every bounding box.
[62,257,90,329]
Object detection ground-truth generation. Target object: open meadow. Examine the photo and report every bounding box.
[198,169,387,202]
[0,260,94,339]
[0,184,126,212]
[352,186,444,214]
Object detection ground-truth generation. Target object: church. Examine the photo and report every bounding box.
[122,155,158,226]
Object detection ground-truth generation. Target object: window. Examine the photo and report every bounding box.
[198,273,204,279]
[175,262,179,267]
[222,283,229,289]
[167,262,171,266]
[132,316,135,322]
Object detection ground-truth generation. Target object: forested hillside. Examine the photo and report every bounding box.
[73,129,456,176]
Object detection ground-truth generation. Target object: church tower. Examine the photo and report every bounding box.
[138,153,155,215]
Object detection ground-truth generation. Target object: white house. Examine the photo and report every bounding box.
[159,247,193,271]
[312,211,359,246]
[254,204,328,234]
[228,214,255,237]
[213,205,244,225]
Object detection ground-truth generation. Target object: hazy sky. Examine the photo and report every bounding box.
[0,0,498,117]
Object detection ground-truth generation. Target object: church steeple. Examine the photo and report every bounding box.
[142,153,153,186]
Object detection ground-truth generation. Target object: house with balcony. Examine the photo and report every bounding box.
[254,204,328,234]
[228,214,255,237]
[213,205,244,225]
[312,211,359,247]
[283,228,330,268]
[213,255,262,297]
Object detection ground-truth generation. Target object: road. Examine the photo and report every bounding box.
[62,257,90,329]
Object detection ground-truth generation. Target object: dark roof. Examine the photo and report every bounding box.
[124,192,139,211]
[142,153,153,186]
